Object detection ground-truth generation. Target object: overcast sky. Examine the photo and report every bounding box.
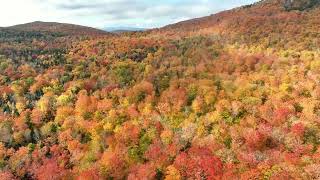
[0,0,259,29]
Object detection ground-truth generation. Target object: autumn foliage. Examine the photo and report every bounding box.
[0,0,320,179]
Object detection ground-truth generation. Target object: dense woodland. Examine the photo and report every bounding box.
[0,0,320,179]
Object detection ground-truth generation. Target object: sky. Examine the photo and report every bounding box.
[0,0,259,29]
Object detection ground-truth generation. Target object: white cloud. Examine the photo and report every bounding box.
[0,0,259,28]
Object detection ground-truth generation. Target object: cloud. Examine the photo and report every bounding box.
[0,0,259,28]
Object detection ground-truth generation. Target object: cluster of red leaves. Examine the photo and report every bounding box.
[173,147,223,179]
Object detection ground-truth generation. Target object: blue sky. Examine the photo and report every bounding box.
[0,0,259,29]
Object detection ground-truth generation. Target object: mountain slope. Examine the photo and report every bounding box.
[7,21,109,36]
[161,0,320,31]
[0,21,111,71]
[156,0,320,51]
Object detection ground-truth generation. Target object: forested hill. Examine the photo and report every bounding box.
[0,21,111,71]
[1,0,320,179]
[156,0,320,51]
[7,21,109,36]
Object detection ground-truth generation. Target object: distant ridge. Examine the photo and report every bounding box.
[104,27,146,33]
[6,21,110,36]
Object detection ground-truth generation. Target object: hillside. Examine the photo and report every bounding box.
[157,0,320,51]
[161,0,320,30]
[1,0,320,179]
[7,21,109,36]
[0,21,111,72]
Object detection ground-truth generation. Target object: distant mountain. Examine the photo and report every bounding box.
[7,21,110,36]
[104,27,146,33]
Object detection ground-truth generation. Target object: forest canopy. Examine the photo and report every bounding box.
[0,0,320,179]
